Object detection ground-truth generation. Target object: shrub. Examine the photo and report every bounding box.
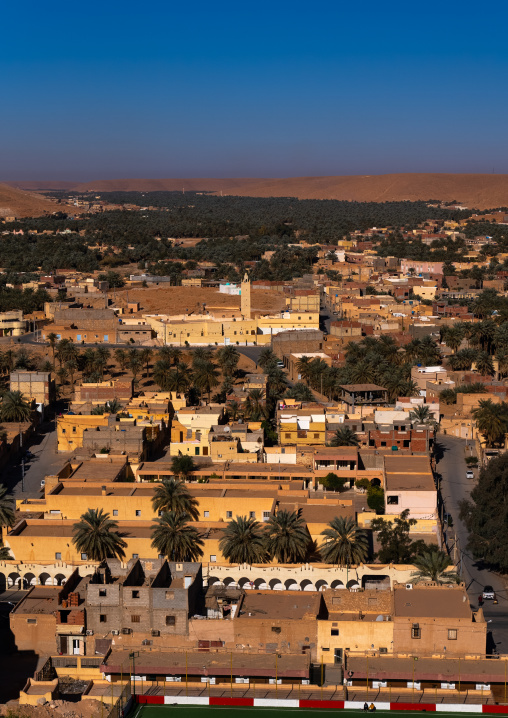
[321,472,346,492]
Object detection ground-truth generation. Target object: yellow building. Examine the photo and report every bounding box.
[278,407,326,446]
[57,414,111,452]
[317,589,394,664]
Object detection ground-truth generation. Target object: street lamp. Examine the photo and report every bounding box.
[129,651,140,698]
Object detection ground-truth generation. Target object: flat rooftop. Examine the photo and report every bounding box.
[393,584,471,619]
[384,454,435,491]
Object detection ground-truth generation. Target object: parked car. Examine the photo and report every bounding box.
[466,470,474,479]
[483,585,496,600]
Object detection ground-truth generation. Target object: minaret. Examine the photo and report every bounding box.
[241,272,251,319]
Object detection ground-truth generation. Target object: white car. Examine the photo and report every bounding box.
[466,470,474,479]
[483,585,496,600]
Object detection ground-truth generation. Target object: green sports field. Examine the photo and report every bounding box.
[130,706,505,718]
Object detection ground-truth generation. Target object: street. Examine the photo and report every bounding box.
[2,417,72,500]
[437,434,508,653]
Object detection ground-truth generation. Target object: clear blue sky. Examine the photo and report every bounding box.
[1,0,507,180]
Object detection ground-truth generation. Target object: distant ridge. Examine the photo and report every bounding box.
[7,173,508,210]
[0,183,72,218]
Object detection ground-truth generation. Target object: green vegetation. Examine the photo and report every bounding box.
[410,550,459,584]
[72,508,127,561]
[264,509,310,563]
[319,517,368,566]
[151,478,200,520]
[150,511,204,561]
[219,516,267,565]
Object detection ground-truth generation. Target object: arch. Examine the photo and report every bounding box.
[223,577,237,588]
[315,580,329,592]
[39,572,51,586]
[269,579,283,591]
[54,573,66,586]
[347,579,360,590]
[253,578,267,590]
[8,572,21,588]
[300,579,314,591]
[207,576,221,587]
[370,478,381,487]
[237,577,252,589]
[22,573,37,589]
[331,580,345,589]
[284,579,299,591]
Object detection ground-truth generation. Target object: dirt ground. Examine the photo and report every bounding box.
[113,286,285,315]
[1,699,104,718]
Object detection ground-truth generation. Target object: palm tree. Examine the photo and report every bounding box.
[0,546,12,560]
[443,325,464,354]
[152,477,199,519]
[219,516,267,564]
[0,391,32,422]
[267,368,288,399]
[410,550,459,584]
[409,405,435,425]
[472,399,508,447]
[319,517,368,566]
[114,348,128,373]
[41,360,53,374]
[496,350,508,379]
[105,398,123,414]
[330,426,360,447]
[55,339,78,368]
[167,365,192,394]
[193,360,220,403]
[227,400,242,421]
[296,356,312,385]
[264,510,309,563]
[192,348,213,367]
[151,511,204,561]
[216,345,240,377]
[245,389,267,420]
[140,348,153,378]
[95,346,111,378]
[0,485,15,539]
[72,508,127,561]
[65,358,78,391]
[475,351,494,377]
[258,348,277,370]
[171,455,196,481]
[56,367,68,393]
[47,332,58,362]
[127,349,143,384]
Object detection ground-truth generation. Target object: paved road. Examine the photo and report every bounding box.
[437,434,508,653]
[2,418,72,500]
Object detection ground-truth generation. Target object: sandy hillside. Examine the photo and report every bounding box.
[0,183,75,218]
[114,286,285,315]
[55,173,508,210]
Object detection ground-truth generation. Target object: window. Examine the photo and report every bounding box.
[99,588,107,597]
[285,433,291,439]
[135,510,141,517]
[226,511,232,519]
[55,552,62,560]
[380,441,386,447]
[132,553,139,559]
[81,553,88,560]
[203,510,209,518]
[411,625,421,639]
[313,433,320,438]
[263,511,270,521]
[166,616,176,626]
[448,629,457,640]
[132,590,140,599]
[113,510,118,516]
[249,511,255,519]
[194,447,200,455]
[131,615,141,623]
[331,629,339,636]
[100,614,107,623]
[387,496,399,505]
[27,618,37,624]
[271,626,281,633]
[210,555,217,562]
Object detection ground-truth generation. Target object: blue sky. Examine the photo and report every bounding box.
[1,0,507,180]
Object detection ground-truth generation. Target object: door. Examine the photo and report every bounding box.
[72,639,80,655]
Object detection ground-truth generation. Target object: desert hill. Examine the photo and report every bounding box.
[68,173,508,210]
[0,183,68,218]
[7,174,508,210]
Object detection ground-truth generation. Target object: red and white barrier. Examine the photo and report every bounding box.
[142,695,507,712]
